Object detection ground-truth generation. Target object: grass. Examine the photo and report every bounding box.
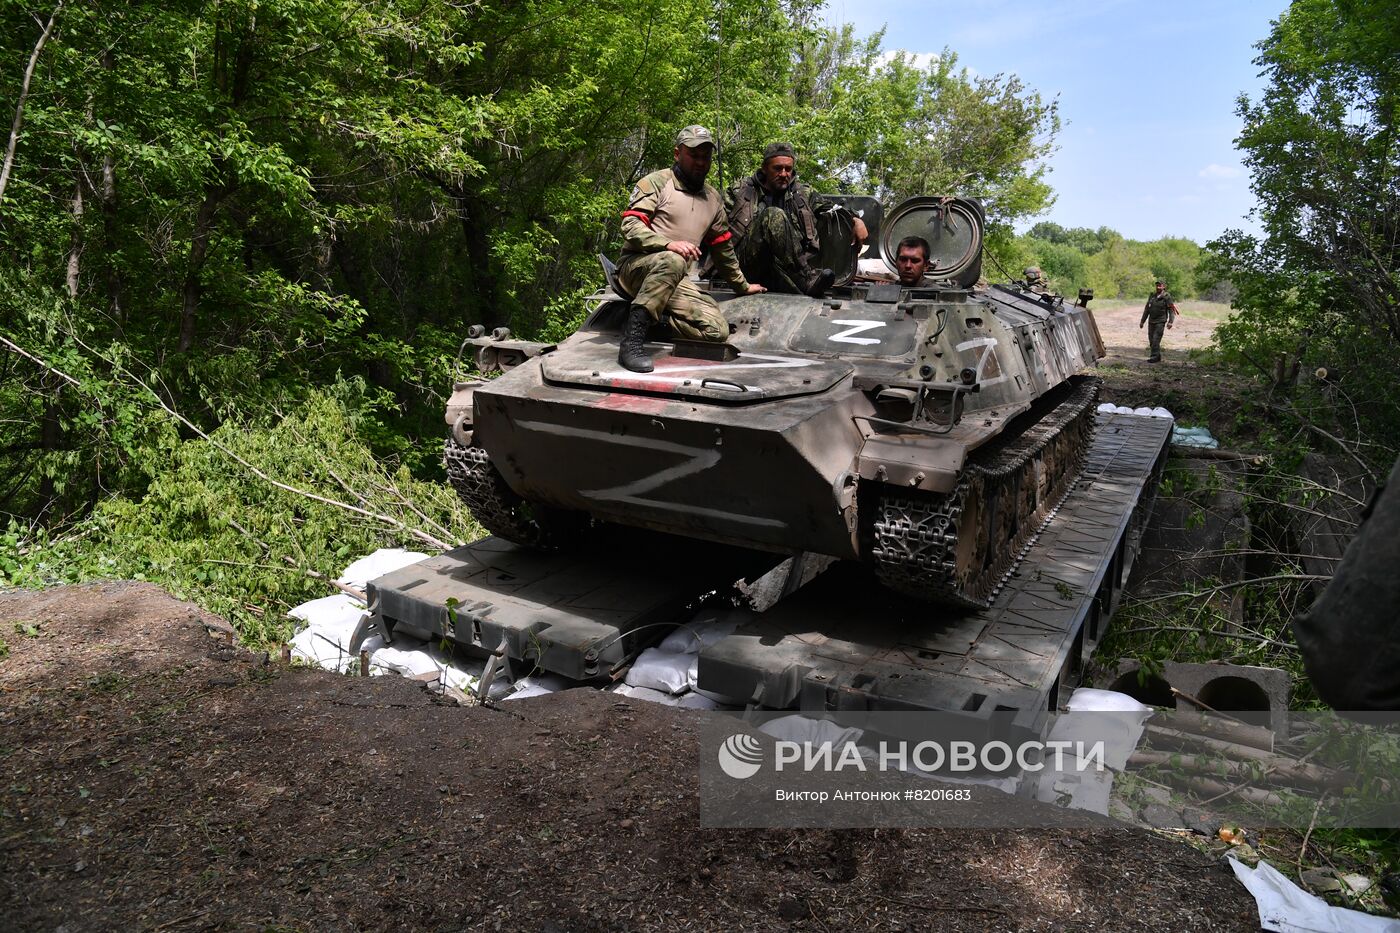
[1092,299,1235,321]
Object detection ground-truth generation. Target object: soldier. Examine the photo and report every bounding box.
[894,236,932,286]
[1023,266,1052,294]
[724,142,868,297]
[1139,279,1179,362]
[616,125,766,373]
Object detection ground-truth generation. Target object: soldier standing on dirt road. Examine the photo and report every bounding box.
[616,125,766,373]
[1140,279,1179,362]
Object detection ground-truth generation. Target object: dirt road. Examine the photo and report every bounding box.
[1090,300,1228,359]
[0,583,1261,932]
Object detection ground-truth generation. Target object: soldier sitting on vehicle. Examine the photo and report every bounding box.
[615,125,766,373]
[724,142,868,297]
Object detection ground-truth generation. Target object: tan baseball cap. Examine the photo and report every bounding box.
[675,124,716,148]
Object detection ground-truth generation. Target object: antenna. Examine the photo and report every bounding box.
[715,0,724,193]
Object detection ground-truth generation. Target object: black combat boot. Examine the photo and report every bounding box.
[618,304,654,373]
[800,266,836,297]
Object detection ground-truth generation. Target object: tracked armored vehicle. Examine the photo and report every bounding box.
[444,196,1105,607]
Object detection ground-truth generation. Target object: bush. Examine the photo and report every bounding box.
[2,383,479,647]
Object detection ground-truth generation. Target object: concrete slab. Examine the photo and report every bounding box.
[698,412,1173,730]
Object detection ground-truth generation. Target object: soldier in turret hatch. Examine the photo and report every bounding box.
[616,125,766,373]
[725,142,868,297]
[895,236,933,286]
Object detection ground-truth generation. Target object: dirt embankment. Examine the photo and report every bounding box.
[0,583,1259,932]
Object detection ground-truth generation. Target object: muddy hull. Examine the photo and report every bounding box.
[473,367,869,559]
[382,412,1174,723]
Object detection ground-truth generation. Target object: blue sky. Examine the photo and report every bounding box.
[825,0,1289,243]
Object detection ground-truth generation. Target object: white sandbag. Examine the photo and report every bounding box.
[676,692,725,710]
[1065,687,1152,714]
[613,684,683,706]
[1228,857,1400,932]
[1033,763,1115,815]
[1096,402,1118,414]
[502,673,572,701]
[1115,405,1135,415]
[288,623,359,671]
[337,548,428,591]
[368,641,439,679]
[1149,406,1174,419]
[1133,406,1155,417]
[289,593,365,626]
[625,648,697,695]
[365,641,480,694]
[758,714,863,747]
[287,593,367,671]
[658,611,745,654]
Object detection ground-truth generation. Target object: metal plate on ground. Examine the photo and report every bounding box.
[697,412,1172,731]
[367,529,797,681]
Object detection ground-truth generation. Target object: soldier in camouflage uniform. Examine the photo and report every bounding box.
[724,142,868,297]
[616,125,766,373]
[1139,279,1179,362]
[1023,266,1052,295]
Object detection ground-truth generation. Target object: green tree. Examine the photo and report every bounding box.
[0,0,1068,531]
[1205,0,1399,456]
[779,28,1059,277]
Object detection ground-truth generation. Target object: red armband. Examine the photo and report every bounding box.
[621,210,653,227]
[706,231,732,246]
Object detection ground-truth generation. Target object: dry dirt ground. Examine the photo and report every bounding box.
[1088,301,1256,446]
[0,583,1263,932]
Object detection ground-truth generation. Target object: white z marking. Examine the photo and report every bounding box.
[515,420,787,528]
[594,352,814,390]
[829,320,885,345]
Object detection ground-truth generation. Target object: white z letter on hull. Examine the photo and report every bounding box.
[829,320,885,345]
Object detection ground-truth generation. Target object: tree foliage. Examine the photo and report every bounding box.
[2,382,476,646]
[1021,224,1204,300]
[1203,0,1399,459]
[0,0,1064,528]
[0,1,1067,636]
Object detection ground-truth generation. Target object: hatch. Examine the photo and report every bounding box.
[540,334,852,402]
[879,196,985,288]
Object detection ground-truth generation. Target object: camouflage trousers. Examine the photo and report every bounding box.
[1146,320,1167,358]
[735,205,811,294]
[616,250,729,342]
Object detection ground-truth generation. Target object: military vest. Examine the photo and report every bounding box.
[728,174,820,252]
[1144,291,1175,322]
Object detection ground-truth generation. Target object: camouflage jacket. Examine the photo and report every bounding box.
[724,173,827,260]
[1141,290,1178,324]
[620,167,748,290]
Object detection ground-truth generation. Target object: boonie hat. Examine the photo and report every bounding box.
[675,124,716,148]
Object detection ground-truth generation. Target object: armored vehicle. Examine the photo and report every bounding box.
[444,197,1105,607]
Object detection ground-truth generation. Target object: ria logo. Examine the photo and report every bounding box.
[717,734,764,779]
